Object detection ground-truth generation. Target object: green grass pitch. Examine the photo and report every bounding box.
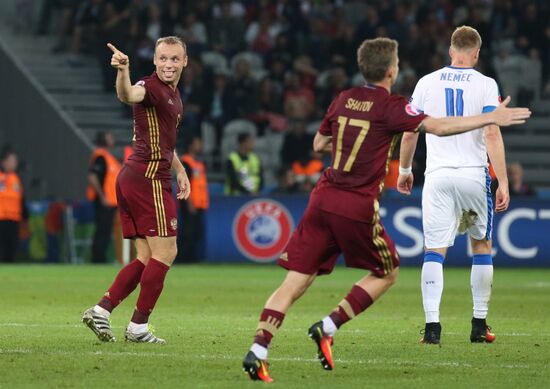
[0,264,548,388]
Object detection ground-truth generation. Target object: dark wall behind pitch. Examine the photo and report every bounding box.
[0,43,92,201]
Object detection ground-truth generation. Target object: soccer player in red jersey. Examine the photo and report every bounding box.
[242,38,530,382]
[82,36,191,344]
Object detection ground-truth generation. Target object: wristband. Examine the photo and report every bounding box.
[399,166,412,175]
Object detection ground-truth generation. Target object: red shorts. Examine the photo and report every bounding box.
[116,165,177,239]
[278,205,399,277]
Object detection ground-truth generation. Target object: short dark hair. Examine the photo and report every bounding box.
[357,38,398,83]
[0,145,15,161]
[185,135,201,151]
[237,132,252,145]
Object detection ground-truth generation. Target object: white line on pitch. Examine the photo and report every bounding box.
[0,348,533,370]
[0,323,543,337]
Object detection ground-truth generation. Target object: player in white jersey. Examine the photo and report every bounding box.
[397,26,511,344]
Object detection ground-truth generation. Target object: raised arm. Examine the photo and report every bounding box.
[107,43,146,104]
[419,96,530,136]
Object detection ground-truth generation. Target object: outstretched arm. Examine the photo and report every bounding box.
[107,43,146,104]
[485,125,509,212]
[419,96,530,136]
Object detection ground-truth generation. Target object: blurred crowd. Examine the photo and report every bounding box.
[32,0,550,192]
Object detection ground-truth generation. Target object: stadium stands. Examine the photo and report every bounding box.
[1,0,549,193]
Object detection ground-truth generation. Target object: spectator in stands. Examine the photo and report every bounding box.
[281,120,313,167]
[97,2,129,91]
[252,77,284,134]
[225,133,263,195]
[87,131,121,263]
[284,71,315,121]
[210,0,246,57]
[206,69,232,148]
[245,8,281,54]
[227,58,258,120]
[179,58,211,144]
[179,136,209,262]
[292,151,324,193]
[507,162,536,197]
[0,147,28,262]
[160,0,182,37]
[69,0,106,62]
[319,67,349,115]
[272,167,299,195]
[174,12,208,55]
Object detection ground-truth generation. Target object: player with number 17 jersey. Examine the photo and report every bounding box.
[279,84,426,278]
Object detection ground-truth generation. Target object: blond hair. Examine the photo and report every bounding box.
[451,26,482,51]
[155,36,187,53]
[357,38,398,83]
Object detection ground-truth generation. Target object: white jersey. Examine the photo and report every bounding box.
[410,66,500,177]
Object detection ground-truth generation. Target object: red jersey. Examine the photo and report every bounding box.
[126,72,184,180]
[310,84,427,222]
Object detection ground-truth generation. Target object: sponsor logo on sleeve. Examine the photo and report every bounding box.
[405,103,421,116]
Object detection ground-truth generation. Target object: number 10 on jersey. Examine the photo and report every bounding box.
[445,88,464,117]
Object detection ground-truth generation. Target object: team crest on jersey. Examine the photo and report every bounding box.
[170,218,178,231]
[232,199,294,262]
[405,103,421,116]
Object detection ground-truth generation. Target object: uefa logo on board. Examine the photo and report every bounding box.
[232,199,294,262]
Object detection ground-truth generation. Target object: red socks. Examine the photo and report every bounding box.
[131,258,170,324]
[329,285,373,328]
[254,309,286,348]
[98,259,145,312]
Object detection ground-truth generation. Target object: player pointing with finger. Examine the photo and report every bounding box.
[83,37,190,344]
[242,37,530,382]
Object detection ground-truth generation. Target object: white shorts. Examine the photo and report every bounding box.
[422,167,493,248]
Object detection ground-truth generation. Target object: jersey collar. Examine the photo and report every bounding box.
[446,65,474,70]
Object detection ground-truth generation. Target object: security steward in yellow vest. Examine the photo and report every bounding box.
[0,148,28,262]
[87,132,121,263]
[178,136,209,262]
[225,133,263,195]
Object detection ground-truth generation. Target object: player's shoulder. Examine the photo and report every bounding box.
[135,73,160,88]
[475,71,498,87]
[417,68,445,86]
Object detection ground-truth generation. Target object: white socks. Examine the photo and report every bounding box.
[422,252,445,323]
[251,343,268,360]
[322,316,337,337]
[93,305,110,318]
[471,255,493,319]
[128,321,148,334]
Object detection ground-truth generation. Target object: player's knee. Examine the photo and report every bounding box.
[151,246,177,264]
